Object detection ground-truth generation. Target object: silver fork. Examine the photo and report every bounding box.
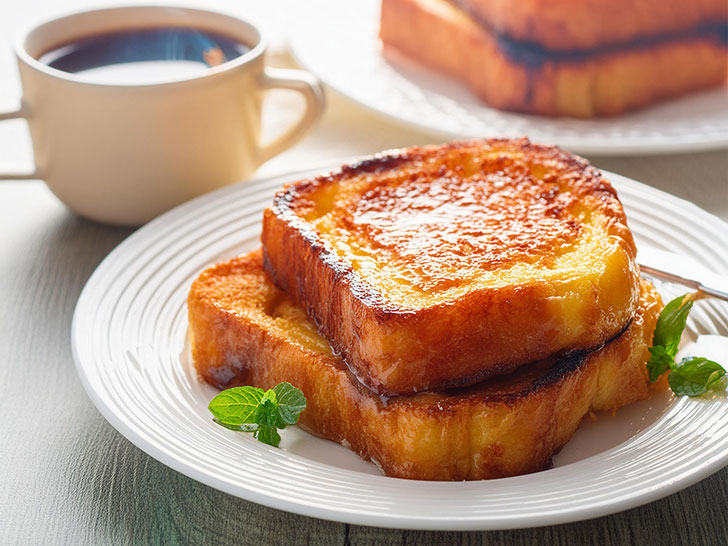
[637,247,728,302]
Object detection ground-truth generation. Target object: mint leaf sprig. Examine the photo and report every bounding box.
[647,293,726,397]
[208,382,307,447]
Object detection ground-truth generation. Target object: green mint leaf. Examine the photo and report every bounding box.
[254,389,280,427]
[208,382,307,448]
[668,357,727,397]
[646,292,727,397]
[273,382,308,425]
[652,294,694,358]
[208,386,264,425]
[647,345,675,383]
[255,425,281,447]
[213,418,258,432]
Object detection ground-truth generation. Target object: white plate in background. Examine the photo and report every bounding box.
[287,0,728,155]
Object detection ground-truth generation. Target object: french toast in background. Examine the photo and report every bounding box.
[380,0,728,117]
[262,139,639,395]
[450,0,728,51]
[188,251,662,481]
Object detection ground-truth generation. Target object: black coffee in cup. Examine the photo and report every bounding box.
[38,27,250,83]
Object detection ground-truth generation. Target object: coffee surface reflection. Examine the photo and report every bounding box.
[38,27,251,83]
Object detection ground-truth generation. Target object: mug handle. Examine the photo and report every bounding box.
[256,67,326,165]
[0,103,39,180]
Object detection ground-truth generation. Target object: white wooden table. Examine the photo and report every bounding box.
[1,1,727,544]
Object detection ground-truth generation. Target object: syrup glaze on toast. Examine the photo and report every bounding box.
[188,250,663,480]
[263,139,640,395]
[337,150,584,292]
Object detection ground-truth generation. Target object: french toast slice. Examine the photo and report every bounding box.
[380,0,728,117]
[451,0,728,51]
[262,139,640,395]
[188,250,663,481]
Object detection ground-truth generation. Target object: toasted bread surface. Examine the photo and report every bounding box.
[262,139,639,394]
[188,250,663,481]
[380,0,728,117]
[452,0,728,51]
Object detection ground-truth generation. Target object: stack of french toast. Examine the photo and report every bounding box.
[188,138,665,481]
[380,0,728,117]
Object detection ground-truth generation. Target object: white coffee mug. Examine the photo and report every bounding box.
[0,6,325,225]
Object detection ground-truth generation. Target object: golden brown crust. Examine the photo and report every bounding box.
[262,139,639,395]
[380,0,728,117]
[451,0,728,51]
[188,250,663,481]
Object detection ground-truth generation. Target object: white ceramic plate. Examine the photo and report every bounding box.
[286,0,728,156]
[72,162,728,530]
